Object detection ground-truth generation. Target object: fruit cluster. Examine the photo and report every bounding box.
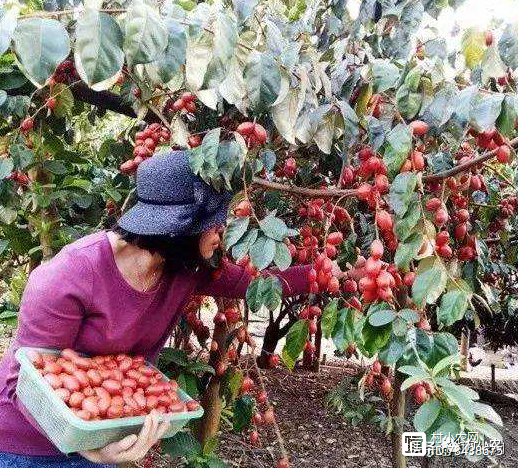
[363,360,393,400]
[236,122,268,148]
[28,349,200,421]
[297,198,350,225]
[409,381,434,405]
[469,128,513,164]
[164,92,197,114]
[120,123,171,174]
[48,60,79,86]
[5,171,30,185]
[490,195,518,233]
[307,248,341,295]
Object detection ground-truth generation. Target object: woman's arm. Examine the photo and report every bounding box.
[4,251,92,425]
[196,260,311,298]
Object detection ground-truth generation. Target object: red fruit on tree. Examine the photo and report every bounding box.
[263,407,276,425]
[411,151,425,171]
[496,145,511,164]
[485,30,494,46]
[409,120,429,136]
[437,244,453,258]
[257,391,268,404]
[425,198,442,211]
[436,230,450,246]
[277,457,290,468]
[224,307,241,324]
[308,320,317,335]
[268,354,280,368]
[403,271,415,287]
[376,210,393,232]
[253,124,268,144]
[327,231,343,246]
[455,209,470,223]
[21,118,34,132]
[236,121,255,136]
[454,223,467,240]
[213,313,227,325]
[357,183,373,201]
[241,376,255,393]
[370,239,384,259]
[372,361,382,374]
[380,377,392,397]
[413,385,430,405]
[374,174,389,194]
[434,208,449,226]
[249,431,260,446]
[343,279,358,293]
[46,97,57,110]
[188,134,202,148]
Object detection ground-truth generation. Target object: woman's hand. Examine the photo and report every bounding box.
[80,411,170,464]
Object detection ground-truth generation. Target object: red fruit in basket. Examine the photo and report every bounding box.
[73,370,90,389]
[170,401,186,413]
[61,360,77,374]
[82,396,100,417]
[134,393,147,410]
[118,358,132,373]
[97,397,111,416]
[86,369,102,387]
[28,350,44,369]
[146,395,159,411]
[121,378,137,389]
[55,388,71,403]
[145,384,163,396]
[73,357,92,370]
[186,400,201,411]
[137,375,150,388]
[69,392,84,408]
[102,379,122,395]
[44,373,62,389]
[43,362,63,375]
[111,395,124,407]
[62,375,81,392]
[107,405,123,419]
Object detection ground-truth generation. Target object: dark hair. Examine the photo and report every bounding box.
[111,224,205,273]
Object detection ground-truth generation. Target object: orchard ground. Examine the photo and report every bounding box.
[0,320,517,467]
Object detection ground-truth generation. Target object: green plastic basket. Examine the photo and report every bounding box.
[15,347,204,454]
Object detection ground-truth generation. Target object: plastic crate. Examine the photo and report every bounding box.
[15,347,204,454]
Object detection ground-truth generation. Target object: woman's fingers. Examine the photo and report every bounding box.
[113,433,139,452]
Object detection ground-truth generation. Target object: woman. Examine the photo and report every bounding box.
[0,150,310,466]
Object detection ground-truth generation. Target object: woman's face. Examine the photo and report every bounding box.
[199,225,224,259]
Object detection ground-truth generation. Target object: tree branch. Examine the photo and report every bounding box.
[252,176,358,198]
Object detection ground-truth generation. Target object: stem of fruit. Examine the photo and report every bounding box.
[251,349,289,461]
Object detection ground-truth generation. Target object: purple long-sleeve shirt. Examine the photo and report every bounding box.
[0,231,309,456]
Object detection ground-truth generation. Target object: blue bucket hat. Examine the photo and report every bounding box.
[118,150,232,237]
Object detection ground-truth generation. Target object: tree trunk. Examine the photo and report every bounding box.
[195,305,228,444]
[390,372,407,468]
[460,332,469,372]
[258,321,279,368]
[312,320,322,372]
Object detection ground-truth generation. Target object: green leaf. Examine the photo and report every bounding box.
[469,92,504,133]
[372,59,400,93]
[321,300,338,339]
[12,18,70,86]
[437,290,468,327]
[399,309,420,323]
[398,365,428,378]
[421,83,458,129]
[225,368,243,401]
[43,160,67,175]
[472,402,503,426]
[52,83,74,118]
[480,45,506,85]
[232,228,258,261]
[396,84,422,119]
[159,347,190,367]
[498,22,518,69]
[432,354,460,376]
[282,319,309,370]
[394,232,422,271]
[378,335,406,365]
[394,200,421,242]
[162,431,201,459]
[496,95,518,137]
[336,100,360,148]
[368,309,396,327]
[412,261,447,307]
[0,6,19,56]
[461,28,485,69]
[382,123,412,179]
[249,235,276,270]
[233,395,254,433]
[150,19,186,83]
[124,0,167,65]
[388,172,417,217]
[2,225,36,256]
[245,276,282,313]
[223,217,249,250]
[0,239,9,256]
[332,308,357,352]
[189,128,221,186]
[186,31,213,91]
[362,321,392,356]
[203,436,218,456]
[10,143,33,169]
[427,332,458,368]
[441,384,475,420]
[0,158,14,179]
[245,51,281,112]
[75,10,124,89]
[273,241,291,271]
[414,398,442,432]
[177,372,199,398]
[259,214,289,241]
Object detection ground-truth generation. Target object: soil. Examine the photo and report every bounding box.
[137,361,518,468]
